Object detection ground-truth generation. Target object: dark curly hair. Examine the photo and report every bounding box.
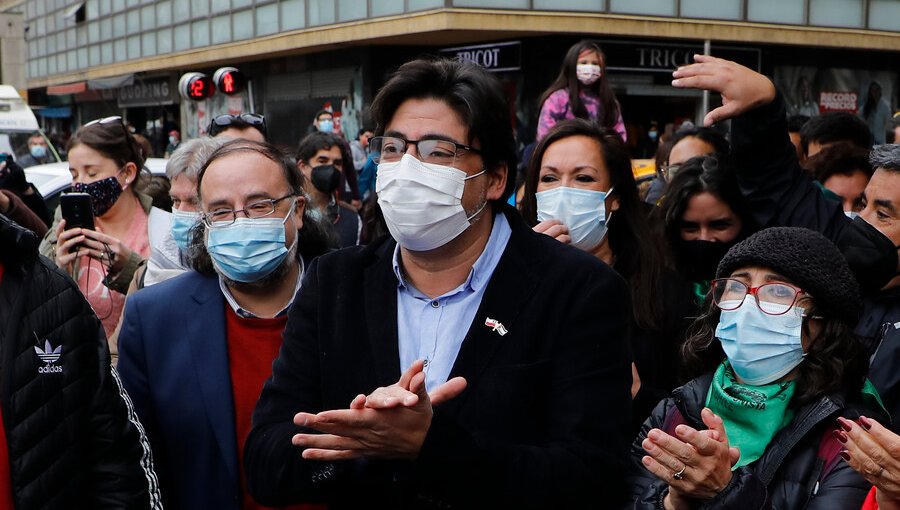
[68,117,149,194]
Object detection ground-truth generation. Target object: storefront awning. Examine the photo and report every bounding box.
[88,74,134,90]
[47,82,87,95]
[35,106,72,118]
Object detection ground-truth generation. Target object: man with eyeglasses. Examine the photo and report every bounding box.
[209,113,268,143]
[245,57,632,508]
[117,139,332,510]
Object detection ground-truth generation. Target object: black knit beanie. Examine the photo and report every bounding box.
[716,226,862,322]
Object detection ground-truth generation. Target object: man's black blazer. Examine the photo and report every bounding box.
[245,205,633,509]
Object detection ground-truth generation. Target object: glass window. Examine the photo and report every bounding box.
[533,0,601,10]
[112,0,124,13]
[101,41,112,64]
[610,0,675,15]
[114,38,125,61]
[211,14,231,44]
[309,0,334,25]
[337,0,365,20]
[191,19,209,48]
[47,32,56,52]
[233,9,253,40]
[76,25,87,44]
[453,0,528,6]
[46,13,55,33]
[67,50,76,71]
[127,9,140,31]
[35,0,44,16]
[37,37,46,56]
[141,5,155,27]
[86,0,99,19]
[158,27,172,53]
[372,0,403,16]
[126,0,139,7]
[56,32,64,51]
[66,27,75,46]
[48,54,57,74]
[38,57,48,77]
[99,17,111,40]
[35,17,45,37]
[25,1,33,20]
[28,60,36,79]
[809,0,862,27]
[98,0,110,15]
[193,0,209,17]
[156,1,171,25]
[747,0,804,24]
[78,47,88,67]
[869,0,900,31]
[112,13,125,37]
[233,0,252,8]
[174,23,190,51]
[281,0,305,30]
[212,0,230,13]
[408,0,442,9]
[127,34,140,59]
[256,3,278,35]
[680,0,740,19]
[142,31,156,56]
[173,1,189,21]
[89,44,99,65]
[57,54,66,72]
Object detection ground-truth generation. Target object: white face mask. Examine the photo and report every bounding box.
[376,153,485,252]
[536,186,613,251]
[576,64,602,85]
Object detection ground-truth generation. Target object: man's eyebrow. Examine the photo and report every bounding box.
[874,199,897,214]
[383,130,465,145]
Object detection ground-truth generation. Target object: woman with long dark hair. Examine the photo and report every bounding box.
[626,227,887,510]
[536,40,626,142]
[520,118,694,432]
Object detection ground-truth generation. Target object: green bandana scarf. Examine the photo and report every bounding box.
[705,361,797,468]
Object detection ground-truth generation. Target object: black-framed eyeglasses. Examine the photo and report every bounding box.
[369,135,481,166]
[659,163,682,182]
[208,113,267,138]
[202,194,296,227]
[83,115,139,164]
[711,278,808,316]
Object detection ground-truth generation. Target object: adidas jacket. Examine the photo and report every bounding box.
[0,213,162,509]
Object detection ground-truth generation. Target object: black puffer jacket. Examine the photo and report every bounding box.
[0,213,162,509]
[625,371,888,510]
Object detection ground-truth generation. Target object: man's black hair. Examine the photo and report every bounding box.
[800,112,873,157]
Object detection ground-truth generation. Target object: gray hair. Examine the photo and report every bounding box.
[165,136,228,181]
[869,144,900,172]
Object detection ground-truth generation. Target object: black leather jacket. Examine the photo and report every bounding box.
[0,214,162,509]
[625,371,887,510]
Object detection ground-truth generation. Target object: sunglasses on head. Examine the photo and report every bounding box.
[83,115,140,163]
[208,113,267,138]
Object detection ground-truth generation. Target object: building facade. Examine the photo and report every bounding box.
[9,0,900,155]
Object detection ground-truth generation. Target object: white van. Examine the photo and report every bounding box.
[0,85,62,164]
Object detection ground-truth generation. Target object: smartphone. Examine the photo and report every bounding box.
[60,192,95,231]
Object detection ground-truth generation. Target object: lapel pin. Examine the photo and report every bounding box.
[484,317,508,336]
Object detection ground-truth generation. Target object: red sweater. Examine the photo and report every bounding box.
[0,263,13,508]
[225,305,323,510]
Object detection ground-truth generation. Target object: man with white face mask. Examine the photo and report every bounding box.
[117,139,336,509]
[245,57,633,509]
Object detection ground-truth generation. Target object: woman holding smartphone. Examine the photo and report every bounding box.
[40,116,154,337]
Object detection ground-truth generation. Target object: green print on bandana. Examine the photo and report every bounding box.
[705,360,797,468]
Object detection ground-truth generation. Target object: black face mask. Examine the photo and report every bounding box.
[311,164,341,195]
[837,216,900,293]
[675,239,736,282]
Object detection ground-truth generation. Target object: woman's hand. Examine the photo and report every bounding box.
[79,227,134,276]
[671,55,777,126]
[54,220,87,272]
[839,416,900,509]
[642,408,740,509]
[533,219,571,244]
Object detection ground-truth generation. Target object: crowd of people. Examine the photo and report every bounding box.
[1,42,900,510]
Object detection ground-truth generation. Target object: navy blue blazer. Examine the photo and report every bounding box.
[245,206,634,509]
[117,270,242,509]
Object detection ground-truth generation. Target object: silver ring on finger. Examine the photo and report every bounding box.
[673,465,686,481]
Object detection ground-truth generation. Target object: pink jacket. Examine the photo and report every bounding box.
[537,88,627,142]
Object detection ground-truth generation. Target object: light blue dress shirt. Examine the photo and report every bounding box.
[394,213,512,393]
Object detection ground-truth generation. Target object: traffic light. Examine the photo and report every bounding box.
[213,67,247,95]
[178,72,215,101]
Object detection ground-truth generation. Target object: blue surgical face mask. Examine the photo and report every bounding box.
[535,186,613,251]
[205,213,296,283]
[170,209,200,252]
[317,119,334,133]
[715,299,806,386]
[30,144,48,159]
